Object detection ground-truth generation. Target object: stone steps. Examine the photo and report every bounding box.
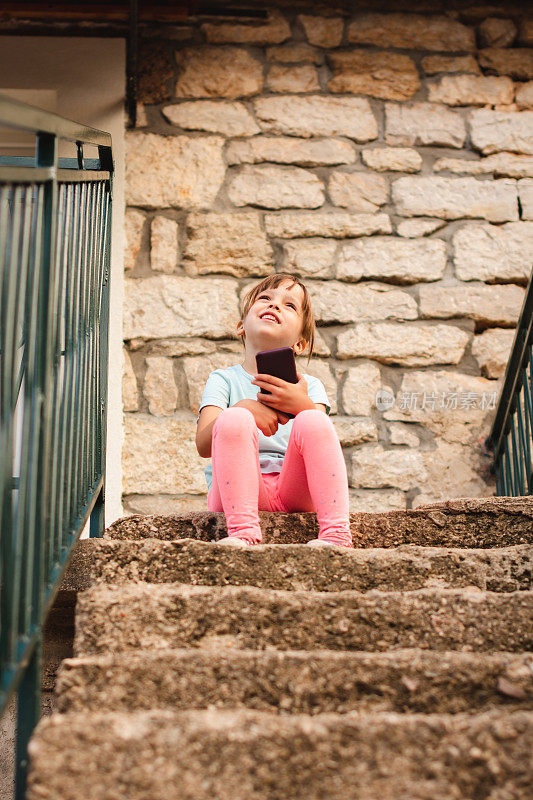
[103,497,533,548]
[27,707,533,800]
[56,648,533,715]
[74,583,533,656]
[65,539,532,592]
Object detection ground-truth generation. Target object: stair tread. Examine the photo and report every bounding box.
[74,584,533,656]
[56,647,533,715]
[27,707,533,800]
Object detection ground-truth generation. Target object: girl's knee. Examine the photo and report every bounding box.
[294,408,334,432]
[213,406,256,437]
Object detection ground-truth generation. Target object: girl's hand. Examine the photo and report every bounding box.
[234,399,280,436]
[252,373,314,416]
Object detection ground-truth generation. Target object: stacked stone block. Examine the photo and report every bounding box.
[122,3,533,516]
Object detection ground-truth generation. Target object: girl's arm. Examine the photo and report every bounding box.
[196,405,223,458]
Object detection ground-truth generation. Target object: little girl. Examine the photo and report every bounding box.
[195,272,352,548]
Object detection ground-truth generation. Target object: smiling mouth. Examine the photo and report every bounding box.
[260,313,280,324]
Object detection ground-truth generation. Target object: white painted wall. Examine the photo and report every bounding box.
[0,36,126,525]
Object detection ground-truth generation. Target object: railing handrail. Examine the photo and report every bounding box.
[488,270,533,463]
[0,92,112,148]
[0,94,113,799]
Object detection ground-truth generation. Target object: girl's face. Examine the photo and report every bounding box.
[237,281,307,354]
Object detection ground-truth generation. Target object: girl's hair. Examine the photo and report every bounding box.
[239,273,315,364]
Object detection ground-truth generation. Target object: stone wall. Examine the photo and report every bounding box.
[122,1,533,515]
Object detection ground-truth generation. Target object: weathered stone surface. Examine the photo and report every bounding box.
[518,178,533,219]
[337,323,469,367]
[140,338,241,359]
[265,211,391,238]
[296,358,338,414]
[226,136,356,167]
[201,10,290,45]
[361,147,421,173]
[516,82,533,110]
[433,153,533,178]
[396,219,446,237]
[151,216,179,274]
[311,329,330,356]
[470,109,533,155]
[104,497,533,547]
[472,328,515,379]
[519,19,533,46]
[337,237,447,284]
[350,489,406,512]
[182,353,238,413]
[382,369,502,447]
[125,133,225,209]
[340,361,382,416]
[123,276,240,339]
[351,445,427,490]
[427,75,514,106]
[267,65,320,93]
[478,47,533,80]
[254,96,378,140]
[328,51,420,101]
[228,165,324,209]
[414,441,491,506]
[61,643,533,714]
[329,172,388,212]
[122,349,139,412]
[298,15,343,48]
[163,100,260,136]
[76,583,533,654]
[478,18,517,48]
[123,413,206,494]
[421,55,481,75]
[184,212,273,277]
[307,281,418,324]
[282,238,337,278]
[175,47,263,99]
[143,356,179,416]
[347,13,475,52]
[385,103,466,148]
[266,43,321,64]
[389,423,419,447]
[333,416,378,446]
[392,176,518,222]
[29,705,533,800]
[123,495,208,516]
[137,41,174,104]
[419,283,525,327]
[124,208,145,271]
[453,222,533,282]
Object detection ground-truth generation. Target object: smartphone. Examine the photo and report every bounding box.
[255,347,298,419]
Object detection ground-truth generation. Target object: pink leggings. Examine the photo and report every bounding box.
[207,407,351,545]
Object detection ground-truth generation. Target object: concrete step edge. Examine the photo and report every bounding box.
[62,539,533,593]
[27,707,533,800]
[74,584,533,656]
[103,497,533,548]
[55,647,533,715]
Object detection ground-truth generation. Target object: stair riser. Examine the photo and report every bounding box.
[74,586,533,656]
[69,540,532,593]
[27,709,533,800]
[56,651,533,715]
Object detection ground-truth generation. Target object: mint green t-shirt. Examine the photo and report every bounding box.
[198,363,330,492]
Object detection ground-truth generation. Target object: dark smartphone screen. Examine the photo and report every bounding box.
[255,347,298,419]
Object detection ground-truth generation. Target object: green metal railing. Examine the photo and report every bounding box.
[487,268,533,496]
[0,94,113,798]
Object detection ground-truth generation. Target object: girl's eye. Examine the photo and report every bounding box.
[287,303,296,309]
